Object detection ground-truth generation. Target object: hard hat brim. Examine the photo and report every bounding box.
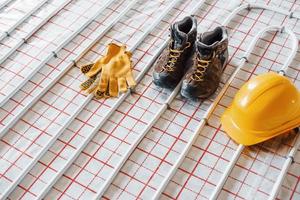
[221,107,300,146]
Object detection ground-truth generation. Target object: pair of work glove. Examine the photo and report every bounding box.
[80,43,136,99]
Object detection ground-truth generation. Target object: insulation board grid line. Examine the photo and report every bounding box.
[0,0,49,41]
[39,0,185,198]
[0,0,121,137]
[145,0,245,198]
[0,0,118,198]
[0,0,115,130]
[94,0,300,199]
[206,5,300,200]
[93,2,208,199]
[157,2,300,198]
[0,0,115,110]
[43,0,226,199]
[157,0,300,199]
[50,0,298,198]
[2,0,174,199]
[44,0,235,199]
[0,0,14,10]
[269,132,300,200]
[15,0,139,199]
[0,0,74,65]
[209,24,298,200]
[1,0,300,199]
[66,0,184,199]
[151,1,264,198]
[39,0,199,198]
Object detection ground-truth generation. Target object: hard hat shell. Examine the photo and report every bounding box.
[221,72,300,146]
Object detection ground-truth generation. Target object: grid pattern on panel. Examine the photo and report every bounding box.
[0,0,111,138]
[5,0,177,198]
[0,0,108,105]
[7,5,125,200]
[0,0,72,59]
[43,0,188,199]
[7,0,153,198]
[1,0,300,199]
[73,0,300,199]
[0,0,114,198]
[100,1,238,199]
[44,0,222,199]
[44,0,298,198]
[0,0,43,32]
[160,0,300,200]
[0,0,75,133]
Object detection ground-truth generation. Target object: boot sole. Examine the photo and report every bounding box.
[153,78,177,89]
[180,87,217,100]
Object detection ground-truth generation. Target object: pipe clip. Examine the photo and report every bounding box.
[202,117,209,125]
[71,59,77,67]
[287,155,295,163]
[241,56,249,62]
[165,103,171,109]
[280,26,286,33]
[22,38,28,44]
[278,69,286,76]
[52,51,58,58]
[246,4,251,11]
[130,87,136,94]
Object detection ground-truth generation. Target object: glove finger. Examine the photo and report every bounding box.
[99,73,109,92]
[85,61,103,78]
[80,76,96,91]
[118,77,127,93]
[104,91,110,98]
[80,63,94,75]
[109,77,118,97]
[126,71,136,88]
[87,84,97,94]
[94,88,106,99]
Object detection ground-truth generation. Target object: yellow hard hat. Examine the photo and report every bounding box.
[221,72,300,146]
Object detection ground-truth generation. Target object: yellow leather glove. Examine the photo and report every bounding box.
[79,43,136,99]
[94,45,136,98]
[79,43,122,93]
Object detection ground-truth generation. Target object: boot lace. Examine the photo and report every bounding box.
[163,41,191,72]
[191,52,215,81]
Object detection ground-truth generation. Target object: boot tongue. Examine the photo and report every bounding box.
[196,40,214,60]
[170,24,187,50]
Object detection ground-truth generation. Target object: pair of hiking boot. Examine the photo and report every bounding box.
[153,16,228,99]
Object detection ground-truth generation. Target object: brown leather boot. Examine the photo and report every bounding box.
[181,26,228,99]
[153,16,197,89]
